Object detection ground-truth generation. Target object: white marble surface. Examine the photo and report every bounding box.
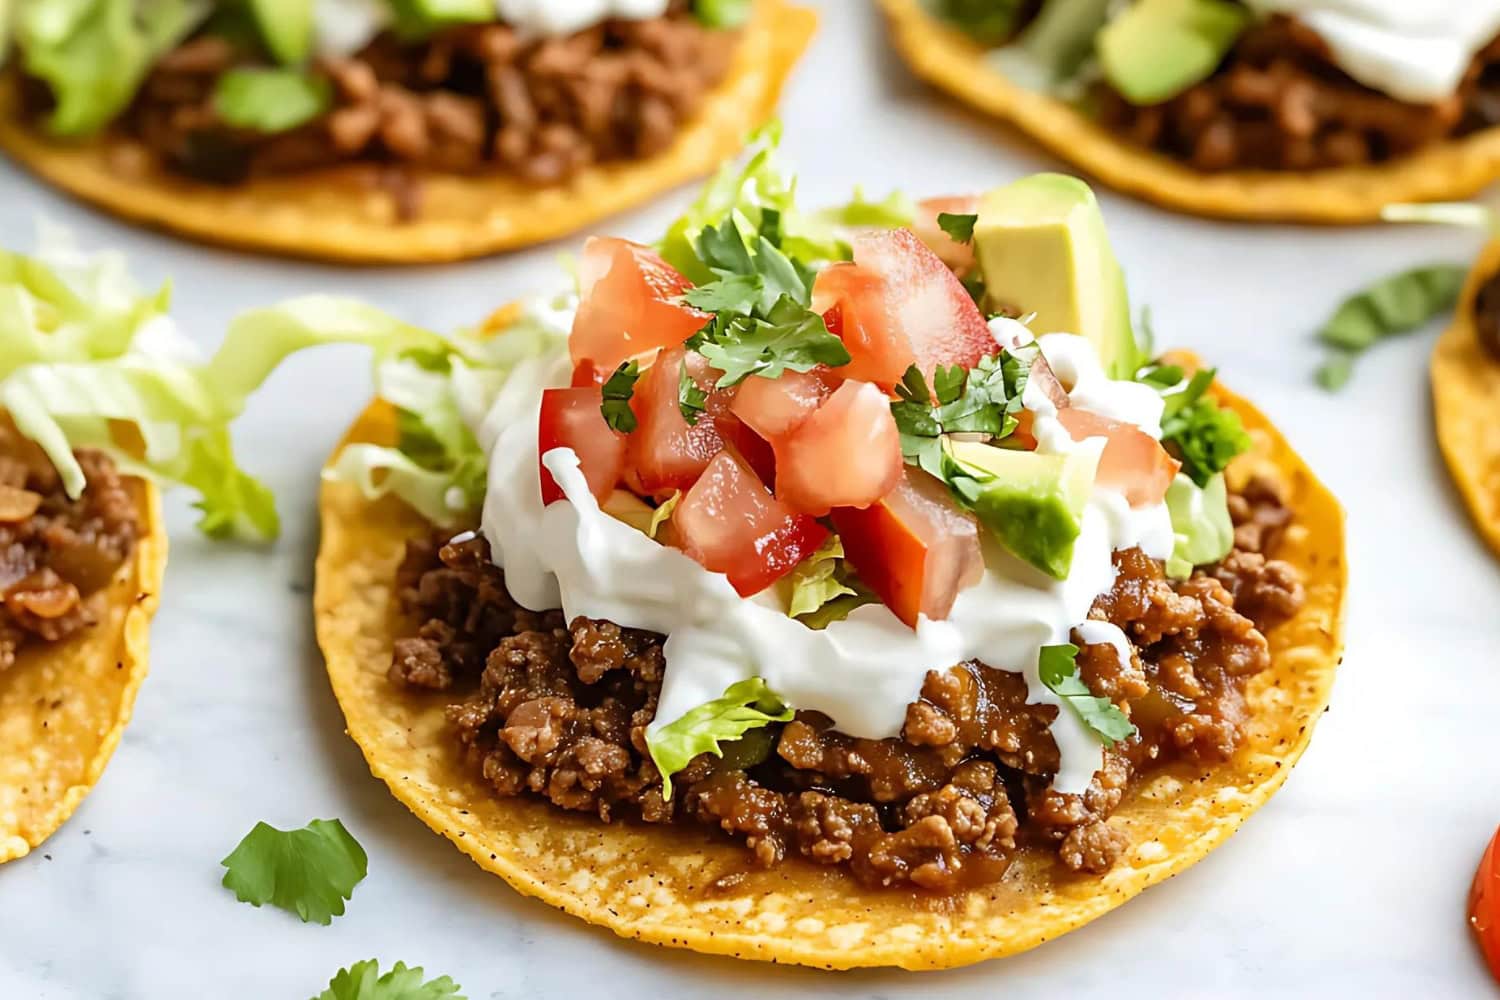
[2,2,1498,997]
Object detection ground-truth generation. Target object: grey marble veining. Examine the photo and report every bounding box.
[1,2,1497,996]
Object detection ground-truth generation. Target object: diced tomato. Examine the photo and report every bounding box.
[1473,825,1500,984]
[730,367,840,441]
[832,468,983,627]
[851,228,995,386]
[1057,408,1180,507]
[571,360,603,387]
[674,448,829,596]
[714,414,777,486]
[569,237,709,373]
[622,347,724,496]
[537,386,626,505]
[811,263,915,389]
[773,380,903,516]
[911,195,979,276]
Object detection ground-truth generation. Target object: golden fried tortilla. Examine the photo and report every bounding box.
[877,0,1500,224]
[1432,241,1500,558]
[0,1,815,264]
[313,371,1346,970]
[0,477,165,864]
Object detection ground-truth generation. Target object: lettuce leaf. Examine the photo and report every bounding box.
[815,187,916,229]
[647,678,793,798]
[1164,472,1233,579]
[781,535,856,618]
[214,67,331,134]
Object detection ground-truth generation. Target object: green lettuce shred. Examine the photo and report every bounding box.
[214,67,331,134]
[781,536,857,619]
[1164,472,1233,579]
[815,187,917,229]
[647,678,793,798]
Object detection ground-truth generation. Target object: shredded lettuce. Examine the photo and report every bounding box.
[647,678,793,798]
[18,0,210,136]
[780,536,856,619]
[1164,472,1233,579]
[600,488,679,539]
[214,67,331,134]
[990,0,1109,97]
[815,187,917,229]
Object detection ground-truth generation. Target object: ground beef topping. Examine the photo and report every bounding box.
[84,3,736,215]
[389,474,1305,892]
[1475,270,1500,362]
[1094,16,1500,172]
[0,421,139,672]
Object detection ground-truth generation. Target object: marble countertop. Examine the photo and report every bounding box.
[2,2,1497,997]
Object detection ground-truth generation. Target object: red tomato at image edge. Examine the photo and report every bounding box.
[1472,826,1500,984]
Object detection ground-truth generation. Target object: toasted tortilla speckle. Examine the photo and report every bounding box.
[1432,242,1500,558]
[0,1,815,263]
[0,478,165,864]
[314,363,1345,969]
[876,0,1500,224]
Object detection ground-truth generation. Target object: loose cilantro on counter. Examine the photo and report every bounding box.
[1038,643,1137,746]
[1314,263,1468,390]
[221,818,368,925]
[313,960,464,1000]
[647,678,794,798]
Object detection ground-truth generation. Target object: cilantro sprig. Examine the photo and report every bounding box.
[1150,366,1251,487]
[1039,643,1137,746]
[890,347,1036,478]
[600,361,640,433]
[221,818,368,925]
[937,211,978,244]
[677,358,708,424]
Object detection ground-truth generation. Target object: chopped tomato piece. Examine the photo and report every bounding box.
[571,359,603,387]
[832,469,983,627]
[812,262,915,389]
[911,195,979,276]
[1473,825,1500,984]
[569,237,709,373]
[537,386,626,505]
[852,228,995,386]
[730,367,840,441]
[714,413,777,486]
[774,380,903,516]
[622,347,724,496]
[674,449,829,596]
[1057,408,1180,507]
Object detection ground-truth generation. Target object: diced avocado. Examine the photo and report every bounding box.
[973,173,1139,380]
[1097,0,1250,106]
[990,0,1111,94]
[948,440,1100,580]
[249,0,313,64]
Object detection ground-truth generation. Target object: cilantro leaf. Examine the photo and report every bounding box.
[937,212,978,244]
[1038,644,1137,746]
[647,678,794,798]
[680,272,762,314]
[221,819,367,925]
[600,361,640,433]
[1156,368,1251,487]
[1313,263,1467,390]
[312,960,464,1000]
[677,358,707,424]
[696,298,850,387]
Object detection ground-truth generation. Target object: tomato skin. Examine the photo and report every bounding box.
[773,380,903,517]
[538,386,626,506]
[1057,408,1180,507]
[831,468,983,627]
[911,194,979,276]
[569,237,709,373]
[674,448,829,597]
[1473,826,1500,984]
[811,263,916,389]
[730,367,840,441]
[571,360,603,387]
[622,347,726,496]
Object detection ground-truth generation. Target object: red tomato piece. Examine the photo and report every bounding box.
[911,195,979,276]
[811,262,915,390]
[1473,825,1500,985]
[622,347,724,496]
[537,386,626,506]
[832,468,983,627]
[714,413,777,486]
[774,380,903,516]
[674,449,829,596]
[852,228,995,386]
[571,359,603,387]
[729,367,840,442]
[1057,408,1180,507]
[569,237,709,373]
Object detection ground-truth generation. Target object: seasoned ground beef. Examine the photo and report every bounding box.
[390,478,1305,892]
[1094,16,1500,172]
[0,421,139,672]
[80,2,736,215]
[1475,270,1500,362]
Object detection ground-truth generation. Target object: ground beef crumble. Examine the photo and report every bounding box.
[46,2,737,217]
[390,477,1306,892]
[0,420,139,672]
[1094,16,1500,172]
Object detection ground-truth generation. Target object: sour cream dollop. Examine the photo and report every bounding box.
[314,0,673,56]
[473,305,1171,795]
[1244,0,1500,103]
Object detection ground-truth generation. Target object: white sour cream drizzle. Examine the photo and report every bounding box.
[314,0,671,56]
[1244,0,1500,103]
[472,305,1171,795]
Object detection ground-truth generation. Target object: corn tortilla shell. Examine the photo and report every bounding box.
[0,1,815,264]
[876,0,1500,224]
[1432,241,1500,558]
[314,362,1345,969]
[0,476,165,863]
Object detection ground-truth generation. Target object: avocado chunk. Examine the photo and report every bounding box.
[1097,0,1250,105]
[948,439,1100,580]
[250,0,313,64]
[973,173,1139,380]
